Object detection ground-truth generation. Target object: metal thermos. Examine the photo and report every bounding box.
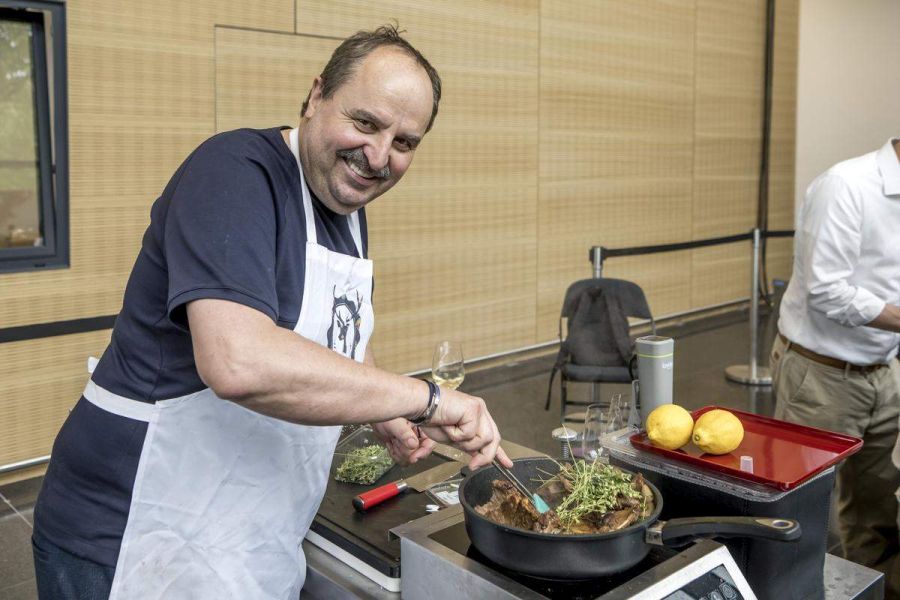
[635,335,674,426]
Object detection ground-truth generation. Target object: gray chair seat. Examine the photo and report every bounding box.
[561,364,632,383]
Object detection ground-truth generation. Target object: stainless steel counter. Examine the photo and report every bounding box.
[823,553,885,599]
[302,540,398,600]
[301,539,884,599]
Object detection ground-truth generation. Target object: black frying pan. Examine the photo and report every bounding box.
[459,457,801,579]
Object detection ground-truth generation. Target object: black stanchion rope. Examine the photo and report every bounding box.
[590,229,793,264]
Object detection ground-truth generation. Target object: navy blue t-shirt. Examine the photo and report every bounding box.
[34,127,368,566]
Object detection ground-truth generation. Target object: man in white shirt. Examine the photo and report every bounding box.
[770,138,900,595]
[895,420,900,551]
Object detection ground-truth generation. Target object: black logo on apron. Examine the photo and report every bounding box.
[327,286,363,359]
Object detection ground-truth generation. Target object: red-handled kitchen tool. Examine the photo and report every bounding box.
[353,460,461,511]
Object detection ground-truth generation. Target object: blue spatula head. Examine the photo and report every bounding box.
[532,493,551,514]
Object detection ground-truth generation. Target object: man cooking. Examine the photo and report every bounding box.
[32,25,512,599]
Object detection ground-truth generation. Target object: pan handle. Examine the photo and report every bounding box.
[646,517,801,548]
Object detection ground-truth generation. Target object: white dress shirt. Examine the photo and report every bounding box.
[779,138,900,365]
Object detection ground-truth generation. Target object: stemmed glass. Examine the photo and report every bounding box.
[432,341,465,390]
[606,393,632,431]
[581,403,609,463]
[582,393,634,462]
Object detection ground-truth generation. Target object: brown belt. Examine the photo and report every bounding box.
[777,333,888,374]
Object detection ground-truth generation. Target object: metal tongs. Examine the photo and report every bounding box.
[492,459,551,514]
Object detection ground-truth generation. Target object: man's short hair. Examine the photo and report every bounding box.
[301,24,442,133]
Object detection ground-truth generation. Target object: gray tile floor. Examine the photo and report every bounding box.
[0,478,40,599]
[0,306,835,599]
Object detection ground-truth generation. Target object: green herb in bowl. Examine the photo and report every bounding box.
[334,444,393,485]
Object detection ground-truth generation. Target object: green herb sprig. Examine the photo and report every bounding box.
[552,461,642,529]
[334,445,393,485]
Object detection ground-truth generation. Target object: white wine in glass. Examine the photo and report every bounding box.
[432,341,465,390]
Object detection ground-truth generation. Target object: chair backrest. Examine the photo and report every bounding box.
[560,278,653,322]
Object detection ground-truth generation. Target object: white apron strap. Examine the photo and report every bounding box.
[347,210,364,259]
[288,127,365,258]
[82,379,154,423]
[289,128,318,245]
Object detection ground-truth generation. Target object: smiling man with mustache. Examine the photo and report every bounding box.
[32,25,512,600]
[292,30,439,215]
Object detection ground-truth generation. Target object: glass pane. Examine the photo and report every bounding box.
[0,18,43,249]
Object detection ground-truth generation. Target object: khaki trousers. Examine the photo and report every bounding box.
[771,335,900,597]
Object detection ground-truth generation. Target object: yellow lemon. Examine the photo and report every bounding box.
[692,409,744,455]
[646,404,694,450]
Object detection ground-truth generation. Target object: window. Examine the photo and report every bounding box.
[0,0,67,272]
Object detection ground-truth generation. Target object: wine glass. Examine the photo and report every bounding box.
[582,393,636,462]
[432,341,465,390]
[606,393,630,431]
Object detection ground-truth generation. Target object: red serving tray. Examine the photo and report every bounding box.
[629,405,863,491]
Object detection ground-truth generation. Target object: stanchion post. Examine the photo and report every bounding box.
[590,246,603,403]
[725,228,772,386]
[748,229,761,377]
[592,246,603,279]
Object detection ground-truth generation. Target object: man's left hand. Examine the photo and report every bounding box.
[371,418,435,465]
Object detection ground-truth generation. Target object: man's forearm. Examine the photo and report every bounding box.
[236,328,427,425]
[189,300,427,426]
[866,303,900,333]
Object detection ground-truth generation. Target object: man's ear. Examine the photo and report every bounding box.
[305,76,325,118]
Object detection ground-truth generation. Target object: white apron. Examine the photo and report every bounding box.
[84,127,374,599]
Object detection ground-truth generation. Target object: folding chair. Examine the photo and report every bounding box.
[545,278,656,420]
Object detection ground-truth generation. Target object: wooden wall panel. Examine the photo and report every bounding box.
[601,252,695,317]
[215,28,336,132]
[0,331,111,466]
[297,1,540,372]
[538,0,696,337]
[691,0,765,307]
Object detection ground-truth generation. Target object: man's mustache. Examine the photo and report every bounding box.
[337,148,390,180]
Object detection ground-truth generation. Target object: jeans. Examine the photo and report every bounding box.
[32,530,114,600]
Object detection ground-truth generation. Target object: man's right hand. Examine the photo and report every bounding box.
[419,388,513,470]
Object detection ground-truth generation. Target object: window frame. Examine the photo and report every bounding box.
[0,0,68,273]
